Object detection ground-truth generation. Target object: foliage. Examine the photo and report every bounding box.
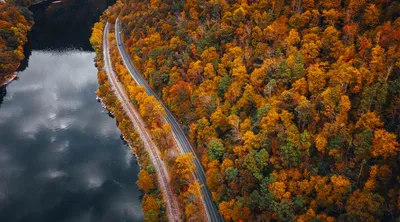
[0,1,33,79]
[91,21,167,221]
[137,169,155,192]
[105,0,400,220]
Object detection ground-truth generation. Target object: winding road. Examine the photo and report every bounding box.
[103,23,181,222]
[115,19,224,222]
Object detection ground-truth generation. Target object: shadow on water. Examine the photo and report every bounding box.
[0,86,6,107]
[1,0,113,108]
[29,0,114,51]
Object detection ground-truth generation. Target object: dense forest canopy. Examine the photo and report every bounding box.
[103,0,400,220]
[0,1,32,77]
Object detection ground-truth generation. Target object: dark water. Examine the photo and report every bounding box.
[0,1,143,221]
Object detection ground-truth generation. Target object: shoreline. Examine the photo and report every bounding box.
[0,1,34,89]
[0,73,17,88]
[96,95,143,169]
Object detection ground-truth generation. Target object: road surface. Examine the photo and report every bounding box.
[103,22,181,222]
[115,19,224,222]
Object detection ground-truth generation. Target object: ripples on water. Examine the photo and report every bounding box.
[0,51,143,221]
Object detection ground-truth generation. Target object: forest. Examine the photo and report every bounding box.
[0,1,33,83]
[97,0,400,220]
[92,18,207,220]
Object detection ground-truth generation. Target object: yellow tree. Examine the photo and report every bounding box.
[300,33,322,61]
[370,45,386,81]
[269,181,289,199]
[330,175,351,204]
[336,95,351,124]
[175,153,196,180]
[219,199,235,221]
[363,4,379,27]
[315,134,328,153]
[184,180,203,219]
[250,67,267,92]
[355,112,383,130]
[138,95,165,127]
[151,123,173,150]
[187,180,203,201]
[322,9,341,26]
[210,107,230,132]
[203,63,216,80]
[286,29,300,46]
[89,22,104,53]
[142,194,161,213]
[237,84,259,111]
[137,170,154,192]
[307,64,326,93]
[371,129,399,159]
[187,60,204,84]
[200,47,219,64]
[260,108,280,134]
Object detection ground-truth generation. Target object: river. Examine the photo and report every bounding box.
[0,0,143,221]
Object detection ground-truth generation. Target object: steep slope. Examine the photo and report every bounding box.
[115,19,223,222]
[106,0,399,220]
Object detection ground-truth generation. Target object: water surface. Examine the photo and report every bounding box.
[0,1,143,221]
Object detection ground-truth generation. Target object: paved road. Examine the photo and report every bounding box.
[115,19,224,222]
[103,23,181,222]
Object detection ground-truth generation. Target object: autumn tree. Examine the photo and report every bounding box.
[346,190,384,221]
[90,22,104,53]
[137,170,154,192]
[371,129,399,159]
[165,81,192,120]
[208,138,225,161]
[100,0,400,220]
[175,153,196,181]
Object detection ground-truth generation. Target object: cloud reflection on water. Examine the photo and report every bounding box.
[0,51,143,222]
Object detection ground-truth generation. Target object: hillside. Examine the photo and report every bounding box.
[104,0,400,220]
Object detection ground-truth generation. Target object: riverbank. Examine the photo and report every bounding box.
[0,2,33,86]
[91,19,169,221]
[0,73,17,88]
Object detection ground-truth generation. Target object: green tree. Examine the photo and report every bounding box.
[208,138,225,161]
